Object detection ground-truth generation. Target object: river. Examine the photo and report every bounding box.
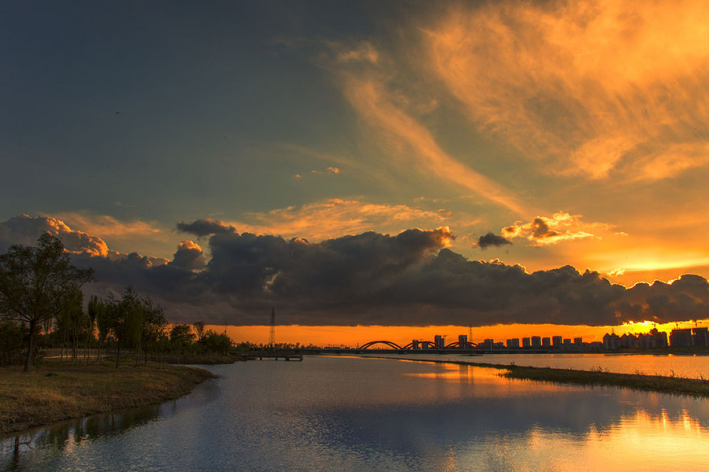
[3,355,709,471]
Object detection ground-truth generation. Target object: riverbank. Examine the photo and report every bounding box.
[160,353,247,364]
[0,360,215,437]
[498,363,709,397]
[371,356,709,398]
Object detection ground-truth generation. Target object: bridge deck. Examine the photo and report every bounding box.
[250,352,303,361]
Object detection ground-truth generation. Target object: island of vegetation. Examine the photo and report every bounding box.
[0,234,244,437]
[390,357,709,398]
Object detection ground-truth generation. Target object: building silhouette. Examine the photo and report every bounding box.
[670,328,693,347]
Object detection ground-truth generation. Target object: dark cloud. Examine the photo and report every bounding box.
[170,240,206,271]
[475,232,512,249]
[3,215,709,327]
[176,218,235,237]
[530,217,558,239]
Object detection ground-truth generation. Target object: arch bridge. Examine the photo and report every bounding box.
[357,340,479,350]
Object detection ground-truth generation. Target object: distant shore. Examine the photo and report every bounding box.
[375,356,709,398]
[0,360,217,437]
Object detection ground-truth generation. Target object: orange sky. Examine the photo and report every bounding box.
[5,1,709,335]
[209,320,707,348]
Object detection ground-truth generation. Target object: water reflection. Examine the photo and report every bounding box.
[1,404,162,471]
[3,357,709,471]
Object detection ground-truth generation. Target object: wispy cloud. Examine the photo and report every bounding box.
[423,0,709,181]
[316,40,527,215]
[341,74,527,214]
[55,211,162,238]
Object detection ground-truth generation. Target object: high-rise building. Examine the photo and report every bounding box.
[531,336,541,348]
[507,338,520,348]
[458,334,468,347]
[483,339,494,349]
[603,332,620,349]
[522,337,531,348]
[670,328,693,347]
[693,327,709,347]
[573,337,583,346]
[650,328,668,348]
[434,335,445,349]
[542,337,551,347]
[552,336,563,347]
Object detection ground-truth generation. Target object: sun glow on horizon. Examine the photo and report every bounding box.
[209,320,709,347]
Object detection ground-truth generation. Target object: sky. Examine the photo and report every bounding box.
[2,0,709,344]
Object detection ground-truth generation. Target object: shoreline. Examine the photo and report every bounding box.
[364,356,709,398]
[0,360,217,438]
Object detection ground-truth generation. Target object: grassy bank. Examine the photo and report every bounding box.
[160,353,247,364]
[498,363,709,397]
[370,356,709,398]
[461,360,709,398]
[0,360,215,437]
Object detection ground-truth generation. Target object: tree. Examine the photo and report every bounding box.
[55,287,85,363]
[201,330,233,355]
[193,321,205,342]
[86,295,103,363]
[104,287,144,368]
[0,233,94,371]
[169,324,195,354]
[140,297,167,364]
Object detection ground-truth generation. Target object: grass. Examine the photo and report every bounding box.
[160,353,247,364]
[497,363,709,397]
[366,356,709,398]
[0,359,215,437]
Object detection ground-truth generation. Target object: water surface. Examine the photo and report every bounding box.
[3,356,709,471]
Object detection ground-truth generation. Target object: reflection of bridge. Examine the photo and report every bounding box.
[357,340,479,350]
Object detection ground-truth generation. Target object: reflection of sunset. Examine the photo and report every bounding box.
[530,409,709,471]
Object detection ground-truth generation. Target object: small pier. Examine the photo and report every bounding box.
[250,351,303,361]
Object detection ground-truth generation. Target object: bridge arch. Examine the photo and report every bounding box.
[401,341,436,349]
[445,341,479,349]
[358,340,402,350]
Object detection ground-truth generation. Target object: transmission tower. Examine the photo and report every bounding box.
[268,307,276,348]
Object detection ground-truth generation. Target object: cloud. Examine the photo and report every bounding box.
[423,0,709,180]
[53,212,161,238]
[176,218,236,237]
[0,215,110,257]
[502,212,599,246]
[183,199,451,242]
[4,215,709,328]
[314,39,527,215]
[475,232,512,250]
[340,73,527,214]
[616,275,709,323]
[330,40,380,65]
[170,240,206,271]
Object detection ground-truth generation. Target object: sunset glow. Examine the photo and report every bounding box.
[2,0,709,345]
[5,4,709,472]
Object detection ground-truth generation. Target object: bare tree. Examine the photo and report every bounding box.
[0,233,94,371]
